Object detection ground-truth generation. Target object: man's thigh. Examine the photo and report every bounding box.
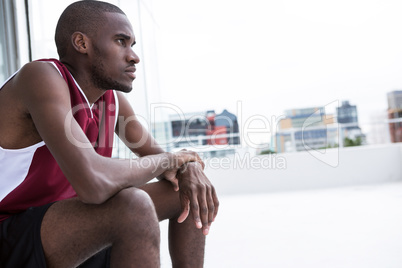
[0,181,180,268]
[40,186,160,267]
[40,196,120,267]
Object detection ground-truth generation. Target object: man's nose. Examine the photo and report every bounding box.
[127,49,140,64]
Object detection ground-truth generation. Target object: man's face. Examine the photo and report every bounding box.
[89,12,140,93]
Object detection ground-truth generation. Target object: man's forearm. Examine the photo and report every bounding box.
[74,150,201,204]
[73,152,172,204]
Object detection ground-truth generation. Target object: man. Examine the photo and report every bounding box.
[0,1,219,267]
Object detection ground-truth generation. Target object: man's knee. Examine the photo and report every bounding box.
[110,188,159,232]
[113,187,157,217]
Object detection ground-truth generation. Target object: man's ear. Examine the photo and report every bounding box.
[71,32,90,54]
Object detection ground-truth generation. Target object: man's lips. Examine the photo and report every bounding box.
[125,67,136,79]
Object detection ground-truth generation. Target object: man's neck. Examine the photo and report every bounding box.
[62,61,106,105]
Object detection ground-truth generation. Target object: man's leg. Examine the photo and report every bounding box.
[40,187,160,268]
[141,180,206,268]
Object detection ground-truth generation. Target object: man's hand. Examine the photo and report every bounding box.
[161,168,180,191]
[161,150,205,191]
[176,162,219,235]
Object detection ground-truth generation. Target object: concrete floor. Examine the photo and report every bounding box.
[160,182,402,267]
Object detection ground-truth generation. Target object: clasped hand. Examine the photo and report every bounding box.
[163,151,219,235]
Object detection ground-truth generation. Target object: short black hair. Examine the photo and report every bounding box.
[55,0,125,58]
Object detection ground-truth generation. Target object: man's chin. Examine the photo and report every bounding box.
[113,85,133,93]
[120,87,133,93]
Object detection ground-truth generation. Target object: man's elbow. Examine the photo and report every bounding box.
[71,172,113,205]
[77,191,107,205]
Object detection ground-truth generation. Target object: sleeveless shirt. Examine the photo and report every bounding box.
[0,59,118,222]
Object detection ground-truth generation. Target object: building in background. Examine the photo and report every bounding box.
[212,109,240,145]
[336,100,364,142]
[275,102,367,153]
[387,90,402,143]
[167,109,240,158]
[275,107,337,153]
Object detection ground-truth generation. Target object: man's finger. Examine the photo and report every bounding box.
[211,186,219,222]
[206,186,215,226]
[163,170,179,191]
[171,178,179,192]
[177,197,190,223]
[196,185,211,235]
[190,196,202,229]
[198,195,211,235]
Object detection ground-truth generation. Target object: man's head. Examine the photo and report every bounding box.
[55,0,125,59]
[55,0,140,93]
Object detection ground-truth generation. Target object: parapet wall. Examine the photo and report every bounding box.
[205,143,402,195]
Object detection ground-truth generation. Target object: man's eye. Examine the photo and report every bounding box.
[118,39,125,46]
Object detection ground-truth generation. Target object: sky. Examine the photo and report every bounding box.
[150,0,402,140]
[28,0,402,144]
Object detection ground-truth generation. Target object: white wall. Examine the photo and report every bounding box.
[205,143,402,195]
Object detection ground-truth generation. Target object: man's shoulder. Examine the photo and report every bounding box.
[18,60,62,79]
[10,60,71,108]
[0,60,71,149]
[13,60,66,91]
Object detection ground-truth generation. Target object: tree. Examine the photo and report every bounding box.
[344,136,362,147]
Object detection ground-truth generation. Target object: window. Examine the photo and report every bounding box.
[0,0,16,83]
[0,0,30,83]
[0,6,8,83]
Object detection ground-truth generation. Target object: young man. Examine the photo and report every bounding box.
[0,1,219,267]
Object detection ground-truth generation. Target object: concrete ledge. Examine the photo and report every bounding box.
[205,143,402,195]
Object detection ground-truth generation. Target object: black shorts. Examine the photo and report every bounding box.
[0,203,111,268]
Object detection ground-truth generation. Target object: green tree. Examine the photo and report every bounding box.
[344,136,362,147]
[260,149,276,155]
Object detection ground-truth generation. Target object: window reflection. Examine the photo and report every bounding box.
[0,1,9,83]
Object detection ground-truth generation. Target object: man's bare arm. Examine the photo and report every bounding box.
[115,92,219,234]
[114,91,166,157]
[115,92,204,188]
[16,62,198,204]
[114,90,170,184]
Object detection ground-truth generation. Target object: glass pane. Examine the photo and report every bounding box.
[28,0,74,60]
[0,2,8,83]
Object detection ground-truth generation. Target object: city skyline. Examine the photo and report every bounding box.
[151,0,402,143]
